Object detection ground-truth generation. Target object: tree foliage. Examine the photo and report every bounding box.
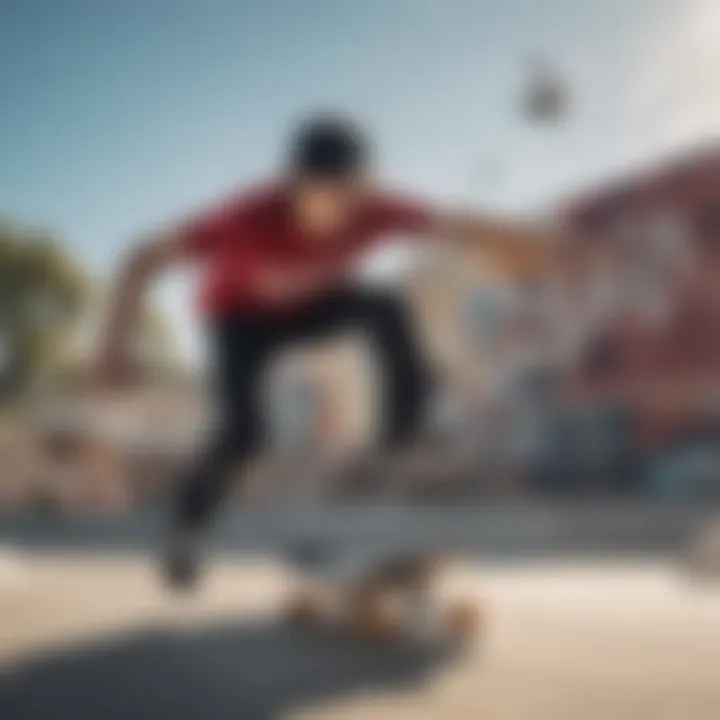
[0,221,90,399]
[0,221,176,400]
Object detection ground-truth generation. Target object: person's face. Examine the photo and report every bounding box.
[291,175,371,239]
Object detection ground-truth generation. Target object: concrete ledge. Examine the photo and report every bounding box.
[1,502,717,557]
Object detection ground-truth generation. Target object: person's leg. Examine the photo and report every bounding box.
[165,315,275,587]
[166,285,429,583]
[293,286,432,450]
[363,292,432,449]
[169,295,367,540]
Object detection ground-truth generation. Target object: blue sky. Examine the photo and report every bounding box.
[1,0,717,359]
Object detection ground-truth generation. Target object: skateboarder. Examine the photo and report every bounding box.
[94,113,555,590]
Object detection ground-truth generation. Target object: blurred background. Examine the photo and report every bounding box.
[1,1,720,719]
[1,0,720,511]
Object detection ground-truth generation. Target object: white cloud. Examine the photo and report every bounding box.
[634,0,720,153]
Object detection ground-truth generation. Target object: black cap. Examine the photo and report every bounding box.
[288,113,371,179]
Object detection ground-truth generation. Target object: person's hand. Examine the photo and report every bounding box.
[91,343,135,393]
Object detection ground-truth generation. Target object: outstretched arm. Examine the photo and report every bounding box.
[94,230,187,387]
[434,210,563,275]
[94,188,244,387]
[377,194,563,276]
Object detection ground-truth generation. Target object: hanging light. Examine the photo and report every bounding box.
[522,57,570,125]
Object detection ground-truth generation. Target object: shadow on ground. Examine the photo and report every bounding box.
[0,619,457,720]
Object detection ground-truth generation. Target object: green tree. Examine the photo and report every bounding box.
[0,221,89,399]
[0,221,177,400]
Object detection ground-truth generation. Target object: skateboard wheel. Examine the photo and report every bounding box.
[445,598,482,639]
[352,595,401,641]
[283,592,321,627]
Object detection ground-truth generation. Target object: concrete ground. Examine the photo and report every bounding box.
[1,552,719,720]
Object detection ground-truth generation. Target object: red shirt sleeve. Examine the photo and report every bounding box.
[178,191,255,257]
[371,193,436,236]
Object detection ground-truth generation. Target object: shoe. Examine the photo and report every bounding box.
[162,528,203,592]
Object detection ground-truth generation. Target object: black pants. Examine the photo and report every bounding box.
[175,286,431,531]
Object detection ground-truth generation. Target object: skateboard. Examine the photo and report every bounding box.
[280,537,483,644]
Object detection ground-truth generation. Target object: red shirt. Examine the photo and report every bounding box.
[180,184,434,316]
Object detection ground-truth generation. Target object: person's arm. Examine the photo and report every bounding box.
[434,211,563,275]
[94,190,247,387]
[376,194,563,276]
[94,231,187,388]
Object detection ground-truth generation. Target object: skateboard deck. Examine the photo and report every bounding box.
[251,452,487,643]
[280,537,482,644]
